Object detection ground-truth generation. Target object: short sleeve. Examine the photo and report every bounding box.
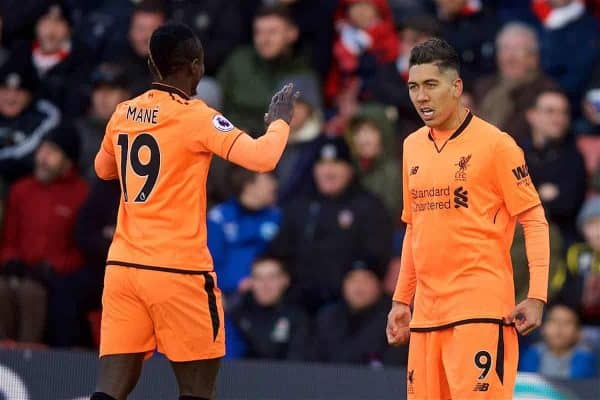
[493,134,541,216]
[400,141,412,224]
[187,105,244,159]
[100,117,115,155]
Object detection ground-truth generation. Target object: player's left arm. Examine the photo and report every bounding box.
[494,133,549,335]
[94,117,118,180]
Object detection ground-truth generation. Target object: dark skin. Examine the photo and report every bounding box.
[96,37,299,400]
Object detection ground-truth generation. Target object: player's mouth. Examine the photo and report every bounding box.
[420,107,435,120]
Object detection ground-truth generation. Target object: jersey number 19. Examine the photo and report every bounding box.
[117,133,161,202]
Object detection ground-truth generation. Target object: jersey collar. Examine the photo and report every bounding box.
[151,82,191,100]
[427,111,473,143]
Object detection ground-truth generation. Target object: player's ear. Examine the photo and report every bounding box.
[191,58,204,78]
[453,78,463,99]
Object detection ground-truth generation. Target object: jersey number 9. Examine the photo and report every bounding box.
[117,133,160,202]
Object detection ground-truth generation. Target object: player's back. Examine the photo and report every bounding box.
[102,84,243,272]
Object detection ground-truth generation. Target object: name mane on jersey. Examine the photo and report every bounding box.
[126,105,159,124]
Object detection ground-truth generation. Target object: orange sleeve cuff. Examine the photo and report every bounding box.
[94,146,118,180]
[393,224,416,305]
[227,119,289,172]
[518,204,550,303]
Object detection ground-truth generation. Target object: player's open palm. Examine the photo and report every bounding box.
[387,302,411,346]
[264,83,300,126]
[504,298,544,336]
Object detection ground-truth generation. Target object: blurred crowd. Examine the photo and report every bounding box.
[0,0,600,378]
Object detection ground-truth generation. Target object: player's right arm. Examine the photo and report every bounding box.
[387,147,414,345]
[94,117,118,180]
[393,146,416,304]
[189,84,299,172]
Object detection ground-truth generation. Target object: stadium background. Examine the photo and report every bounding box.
[1,0,600,398]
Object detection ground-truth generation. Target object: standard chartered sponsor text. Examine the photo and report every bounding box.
[411,185,452,212]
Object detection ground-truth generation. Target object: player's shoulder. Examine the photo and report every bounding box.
[187,99,237,132]
[471,114,521,150]
[403,125,430,147]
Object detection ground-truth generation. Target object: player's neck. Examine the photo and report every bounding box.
[432,105,468,134]
[156,77,192,98]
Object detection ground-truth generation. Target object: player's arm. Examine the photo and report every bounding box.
[387,148,413,346]
[393,224,416,305]
[193,84,298,172]
[393,144,416,305]
[94,118,118,180]
[518,204,550,303]
[226,120,290,172]
[494,133,549,334]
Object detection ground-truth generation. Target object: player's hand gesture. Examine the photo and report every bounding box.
[264,83,300,126]
[387,301,411,346]
[504,298,544,336]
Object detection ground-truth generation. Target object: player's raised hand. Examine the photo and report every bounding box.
[504,298,544,336]
[387,301,411,346]
[264,83,300,126]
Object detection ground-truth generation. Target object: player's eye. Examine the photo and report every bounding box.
[426,82,437,89]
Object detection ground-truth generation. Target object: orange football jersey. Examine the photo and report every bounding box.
[396,112,542,328]
[95,83,287,272]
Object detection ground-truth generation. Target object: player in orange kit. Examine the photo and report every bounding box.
[386,38,550,399]
[90,23,299,400]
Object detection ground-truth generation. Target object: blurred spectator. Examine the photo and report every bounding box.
[519,303,598,378]
[0,53,61,184]
[0,123,89,346]
[346,106,401,219]
[269,137,393,313]
[218,5,314,136]
[74,179,120,314]
[435,0,498,83]
[167,0,243,76]
[275,74,326,204]
[325,0,399,105]
[474,22,557,143]
[575,59,600,135]
[312,259,392,365]
[0,1,54,45]
[208,168,281,298]
[523,88,587,244]
[369,14,440,137]
[30,3,92,116]
[388,0,433,24]
[229,257,310,361]
[75,63,130,183]
[103,0,166,96]
[556,197,600,325]
[535,0,600,110]
[239,0,338,79]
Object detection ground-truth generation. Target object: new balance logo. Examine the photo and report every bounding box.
[454,187,468,208]
[511,164,529,180]
[473,383,490,392]
[410,166,419,175]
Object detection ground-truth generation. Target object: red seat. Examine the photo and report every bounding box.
[577,135,600,176]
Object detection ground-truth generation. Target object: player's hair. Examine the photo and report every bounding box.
[254,4,295,26]
[409,38,461,75]
[148,23,203,80]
